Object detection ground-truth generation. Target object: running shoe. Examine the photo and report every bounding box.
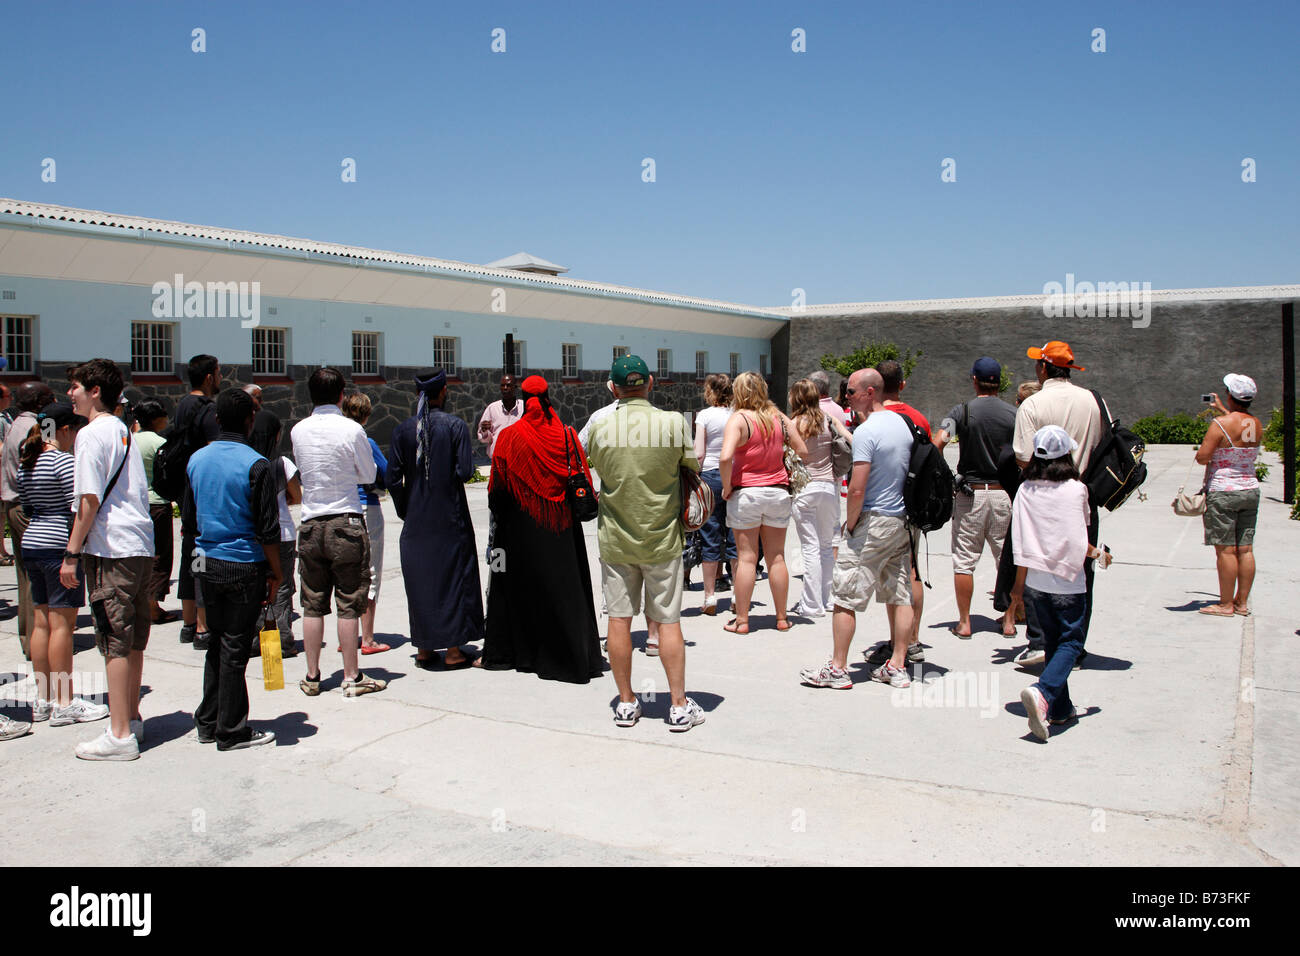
[613,699,642,727]
[871,661,912,688]
[1021,686,1049,741]
[32,699,52,722]
[667,697,706,733]
[799,660,852,690]
[50,697,110,727]
[75,729,140,761]
[0,715,31,740]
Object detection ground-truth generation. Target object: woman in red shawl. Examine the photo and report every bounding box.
[479,376,604,682]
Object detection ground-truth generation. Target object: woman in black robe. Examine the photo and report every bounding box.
[387,369,483,667]
[479,376,603,683]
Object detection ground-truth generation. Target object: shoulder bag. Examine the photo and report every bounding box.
[563,426,599,522]
[781,415,811,496]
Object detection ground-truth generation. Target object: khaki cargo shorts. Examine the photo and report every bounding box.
[602,555,685,624]
[85,554,153,659]
[950,488,1011,575]
[1203,489,1259,547]
[297,513,371,619]
[831,512,913,611]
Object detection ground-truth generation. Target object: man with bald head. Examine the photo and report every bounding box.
[800,368,917,691]
[476,374,523,458]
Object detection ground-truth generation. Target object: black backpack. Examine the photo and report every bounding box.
[151,399,211,502]
[1083,389,1148,512]
[894,410,955,533]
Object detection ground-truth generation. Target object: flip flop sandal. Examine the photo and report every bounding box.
[948,626,973,639]
[360,642,391,655]
[1197,606,1235,617]
[1233,607,1252,616]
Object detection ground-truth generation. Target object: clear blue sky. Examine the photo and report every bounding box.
[2,0,1295,306]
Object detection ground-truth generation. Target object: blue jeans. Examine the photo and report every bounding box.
[1025,586,1087,720]
[697,470,736,562]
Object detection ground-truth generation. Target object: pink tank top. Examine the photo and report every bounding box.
[732,411,788,488]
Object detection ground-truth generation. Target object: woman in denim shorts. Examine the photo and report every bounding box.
[1194,374,1262,617]
[693,374,736,615]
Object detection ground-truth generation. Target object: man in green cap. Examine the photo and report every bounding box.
[586,355,705,732]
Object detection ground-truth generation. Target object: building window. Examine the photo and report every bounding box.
[760,354,769,376]
[562,343,580,378]
[612,345,630,361]
[433,336,458,376]
[501,339,525,375]
[352,331,380,376]
[695,350,708,380]
[729,352,740,377]
[130,321,174,374]
[657,348,672,380]
[252,327,288,376]
[1,316,34,374]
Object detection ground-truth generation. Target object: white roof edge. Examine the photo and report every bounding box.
[775,285,1300,315]
[0,198,783,320]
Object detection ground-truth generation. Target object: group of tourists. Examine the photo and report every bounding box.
[0,340,1265,750]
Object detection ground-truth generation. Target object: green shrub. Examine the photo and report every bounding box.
[1130,411,1209,445]
[1255,460,1269,482]
[820,342,921,380]
[1262,407,1300,454]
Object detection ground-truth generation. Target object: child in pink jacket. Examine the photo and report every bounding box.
[1011,426,1112,741]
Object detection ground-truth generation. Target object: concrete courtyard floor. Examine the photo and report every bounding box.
[0,444,1295,866]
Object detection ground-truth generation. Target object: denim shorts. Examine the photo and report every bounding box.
[23,548,85,609]
[697,470,736,562]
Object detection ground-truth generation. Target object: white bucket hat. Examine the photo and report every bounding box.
[1223,373,1257,402]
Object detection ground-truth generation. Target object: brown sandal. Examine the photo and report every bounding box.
[723,618,749,634]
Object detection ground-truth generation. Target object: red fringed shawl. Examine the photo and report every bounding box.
[490,398,594,534]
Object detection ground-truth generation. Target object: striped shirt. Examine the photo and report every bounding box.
[15,450,75,551]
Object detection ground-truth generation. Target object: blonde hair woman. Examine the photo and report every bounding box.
[788,379,853,618]
[718,372,808,633]
[693,373,736,615]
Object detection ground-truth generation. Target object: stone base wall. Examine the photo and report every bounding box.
[37,363,714,462]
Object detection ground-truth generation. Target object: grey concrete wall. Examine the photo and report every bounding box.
[787,298,1298,427]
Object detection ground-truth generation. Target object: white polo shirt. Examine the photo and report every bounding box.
[289,405,376,521]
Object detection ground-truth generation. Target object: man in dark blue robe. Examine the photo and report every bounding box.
[387,369,483,667]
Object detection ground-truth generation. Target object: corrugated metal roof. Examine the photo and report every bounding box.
[0,198,783,320]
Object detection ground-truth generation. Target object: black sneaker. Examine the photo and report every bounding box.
[196,729,215,744]
[716,576,732,592]
[217,730,275,751]
[179,623,196,644]
[192,631,211,650]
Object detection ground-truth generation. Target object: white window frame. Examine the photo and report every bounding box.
[695,350,708,380]
[1,315,35,374]
[131,321,174,374]
[502,339,525,375]
[433,336,459,376]
[612,345,630,361]
[252,327,288,376]
[729,352,740,377]
[562,343,580,378]
[352,331,380,376]
[657,348,672,380]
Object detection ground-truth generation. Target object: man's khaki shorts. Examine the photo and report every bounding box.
[297,514,371,619]
[602,555,684,624]
[950,489,1011,575]
[831,512,913,611]
[85,554,153,659]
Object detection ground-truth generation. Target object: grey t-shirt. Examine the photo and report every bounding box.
[940,395,1016,482]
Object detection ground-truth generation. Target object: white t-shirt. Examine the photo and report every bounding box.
[278,457,298,542]
[73,414,154,558]
[695,405,731,471]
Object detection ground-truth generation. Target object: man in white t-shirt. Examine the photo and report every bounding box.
[61,359,155,761]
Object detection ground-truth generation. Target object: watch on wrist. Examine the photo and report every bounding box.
[63,550,82,562]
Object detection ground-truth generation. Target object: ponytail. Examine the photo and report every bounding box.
[19,423,44,472]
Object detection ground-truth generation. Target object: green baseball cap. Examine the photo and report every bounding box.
[611,354,650,387]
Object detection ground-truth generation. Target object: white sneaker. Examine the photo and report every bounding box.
[871,661,912,689]
[0,715,31,740]
[32,699,52,722]
[645,640,659,658]
[667,697,706,733]
[613,699,642,727]
[75,729,140,761]
[51,697,110,727]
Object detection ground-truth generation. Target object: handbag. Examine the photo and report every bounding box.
[781,416,811,496]
[259,607,285,691]
[563,426,599,522]
[1172,458,1207,517]
[829,417,852,477]
[681,466,715,531]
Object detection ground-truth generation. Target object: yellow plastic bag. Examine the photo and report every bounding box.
[260,609,284,691]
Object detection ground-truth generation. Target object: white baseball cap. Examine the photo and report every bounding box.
[1033,424,1079,460]
[1223,373,1257,402]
